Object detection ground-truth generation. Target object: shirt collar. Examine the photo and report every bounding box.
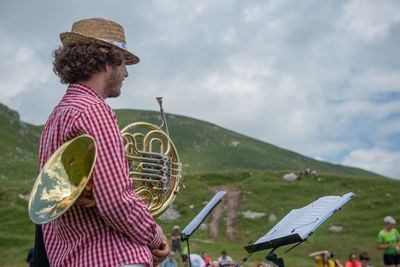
[67,83,104,101]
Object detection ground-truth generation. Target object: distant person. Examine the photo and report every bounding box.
[299,168,305,178]
[202,251,212,267]
[26,248,34,267]
[162,252,178,267]
[171,225,182,254]
[345,253,361,267]
[309,250,343,267]
[181,245,189,266]
[359,252,374,267]
[377,216,400,267]
[218,250,234,267]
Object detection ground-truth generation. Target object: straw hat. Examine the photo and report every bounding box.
[60,18,139,65]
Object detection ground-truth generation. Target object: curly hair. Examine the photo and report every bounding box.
[53,43,123,84]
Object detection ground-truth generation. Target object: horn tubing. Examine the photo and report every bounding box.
[131,178,161,183]
[156,96,169,135]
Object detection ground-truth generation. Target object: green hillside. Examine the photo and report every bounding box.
[0,103,394,266]
[114,109,380,177]
[0,103,41,181]
[0,103,380,177]
[169,171,398,267]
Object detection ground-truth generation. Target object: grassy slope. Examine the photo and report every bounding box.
[0,104,42,267]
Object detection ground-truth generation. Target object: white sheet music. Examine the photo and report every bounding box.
[181,191,226,238]
[253,192,354,245]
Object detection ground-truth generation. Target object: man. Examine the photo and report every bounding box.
[171,225,182,254]
[218,251,234,267]
[161,252,178,267]
[34,17,169,266]
[377,216,400,267]
[309,250,343,267]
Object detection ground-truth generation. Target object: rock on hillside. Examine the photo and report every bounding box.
[0,103,20,120]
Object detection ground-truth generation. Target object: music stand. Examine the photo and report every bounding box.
[180,191,226,267]
[242,192,354,267]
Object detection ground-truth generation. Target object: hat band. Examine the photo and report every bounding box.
[100,38,127,50]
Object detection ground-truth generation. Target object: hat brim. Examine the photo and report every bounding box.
[60,32,139,65]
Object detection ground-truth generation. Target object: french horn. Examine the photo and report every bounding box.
[29,97,182,224]
[121,97,182,218]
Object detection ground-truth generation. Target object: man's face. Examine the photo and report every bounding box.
[105,61,128,98]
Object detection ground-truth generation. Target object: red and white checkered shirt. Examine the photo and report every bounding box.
[39,83,163,267]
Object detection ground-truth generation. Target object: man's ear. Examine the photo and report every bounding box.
[104,63,111,73]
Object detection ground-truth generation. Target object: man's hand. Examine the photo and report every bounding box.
[152,235,170,266]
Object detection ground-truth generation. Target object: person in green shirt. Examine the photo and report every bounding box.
[377,216,400,267]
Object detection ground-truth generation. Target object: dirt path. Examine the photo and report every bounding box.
[208,186,241,240]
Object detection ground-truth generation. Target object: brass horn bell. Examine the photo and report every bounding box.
[28,135,97,224]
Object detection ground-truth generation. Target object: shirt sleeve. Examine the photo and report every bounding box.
[77,102,163,248]
[377,231,384,243]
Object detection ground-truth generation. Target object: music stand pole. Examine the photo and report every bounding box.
[180,191,226,267]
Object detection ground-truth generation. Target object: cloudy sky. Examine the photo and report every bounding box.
[1,0,399,179]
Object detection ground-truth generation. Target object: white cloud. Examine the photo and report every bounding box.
[339,0,400,42]
[0,28,51,103]
[342,148,400,179]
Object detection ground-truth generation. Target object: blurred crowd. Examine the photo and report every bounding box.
[308,215,400,267]
[309,250,373,267]
[164,225,241,267]
[162,215,400,267]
